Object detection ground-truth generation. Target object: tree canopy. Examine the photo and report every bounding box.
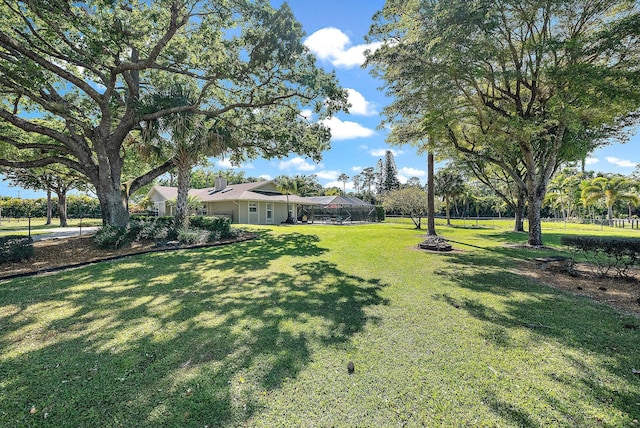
[0,0,347,227]
[581,175,639,225]
[368,0,640,245]
[382,186,430,229]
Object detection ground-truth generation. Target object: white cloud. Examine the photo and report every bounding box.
[585,157,599,165]
[397,175,408,185]
[370,148,403,157]
[304,27,382,68]
[399,167,426,177]
[217,158,234,168]
[316,170,340,180]
[300,109,313,120]
[351,166,363,172]
[278,157,318,171]
[606,156,637,168]
[215,158,254,169]
[259,174,272,181]
[320,116,375,140]
[346,88,377,116]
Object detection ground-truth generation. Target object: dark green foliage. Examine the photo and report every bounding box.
[94,225,132,250]
[0,235,34,262]
[189,216,232,237]
[382,150,401,192]
[95,216,233,249]
[131,214,175,231]
[375,206,386,222]
[561,235,640,278]
[0,196,101,218]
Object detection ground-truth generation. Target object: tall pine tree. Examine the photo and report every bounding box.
[383,150,401,192]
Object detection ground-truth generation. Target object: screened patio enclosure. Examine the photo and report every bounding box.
[300,195,376,223]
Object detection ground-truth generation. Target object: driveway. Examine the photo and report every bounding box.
[31,226,100,242]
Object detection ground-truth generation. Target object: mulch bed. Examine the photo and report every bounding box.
[517,261,640,318]
[0,233,256,281]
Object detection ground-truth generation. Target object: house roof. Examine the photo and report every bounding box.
[149,181,315,205]
[306,195,374,207]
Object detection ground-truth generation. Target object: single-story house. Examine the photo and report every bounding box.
[146,178,313,225]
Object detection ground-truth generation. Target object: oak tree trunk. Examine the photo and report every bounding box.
[57,191,68,227]
[525,176,545,246]
[46,188,52,225]
[514,189,526,232]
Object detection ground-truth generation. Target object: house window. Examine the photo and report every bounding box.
[196,204,208,216]
[249,202,258,213]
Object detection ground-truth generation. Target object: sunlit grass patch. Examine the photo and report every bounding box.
[0,222,639,426]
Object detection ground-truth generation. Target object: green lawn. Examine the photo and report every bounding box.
[0,217,103,237]
[1,221,639,426]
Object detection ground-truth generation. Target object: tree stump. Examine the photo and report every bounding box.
[418,236,453,252]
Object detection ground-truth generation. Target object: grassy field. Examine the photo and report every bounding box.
[1,220,639,426]
[0,217,103,237]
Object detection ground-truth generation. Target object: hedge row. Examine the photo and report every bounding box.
[560,235,640,278]
[0,195,101,218]
[0,235,34,263]
[95,215,235,249]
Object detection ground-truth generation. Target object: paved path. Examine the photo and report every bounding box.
[31,226,100,242]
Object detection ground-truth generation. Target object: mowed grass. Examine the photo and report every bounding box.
[1,221,639,427]
[0,217,103,237]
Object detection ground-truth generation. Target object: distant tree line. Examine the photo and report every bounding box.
[0,195,101,220]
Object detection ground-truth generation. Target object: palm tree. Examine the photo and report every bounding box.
[276,176,298,223]
[352,175,361,194]
[140,86,233,229]
[581,176,640,226]
[426,151,436,236]
[293,174,320,196]
[361,167,375,198]
[337,173,349,195]
[434,165,465,226]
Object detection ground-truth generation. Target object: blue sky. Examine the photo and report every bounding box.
[1,0,638,198]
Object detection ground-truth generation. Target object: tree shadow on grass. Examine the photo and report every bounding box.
[0,231,388,427]
[433,251,640,426]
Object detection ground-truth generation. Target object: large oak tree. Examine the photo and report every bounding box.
[368,0,640,245]
[0,0,347,227]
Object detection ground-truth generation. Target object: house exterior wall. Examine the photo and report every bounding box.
[274,201,290,223]
[148,190,167,216]
[235,200,293,225]
[204,201,238,223]
[258,182,279,193]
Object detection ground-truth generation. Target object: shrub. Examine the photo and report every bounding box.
[95,216,235,249]
[94,225,131,249]
[375,206,385,222]
[189,216,232,237]
[177,228,210,245]
[128,216,176,241]
[561,235,640,278]
[0,235,34,262]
